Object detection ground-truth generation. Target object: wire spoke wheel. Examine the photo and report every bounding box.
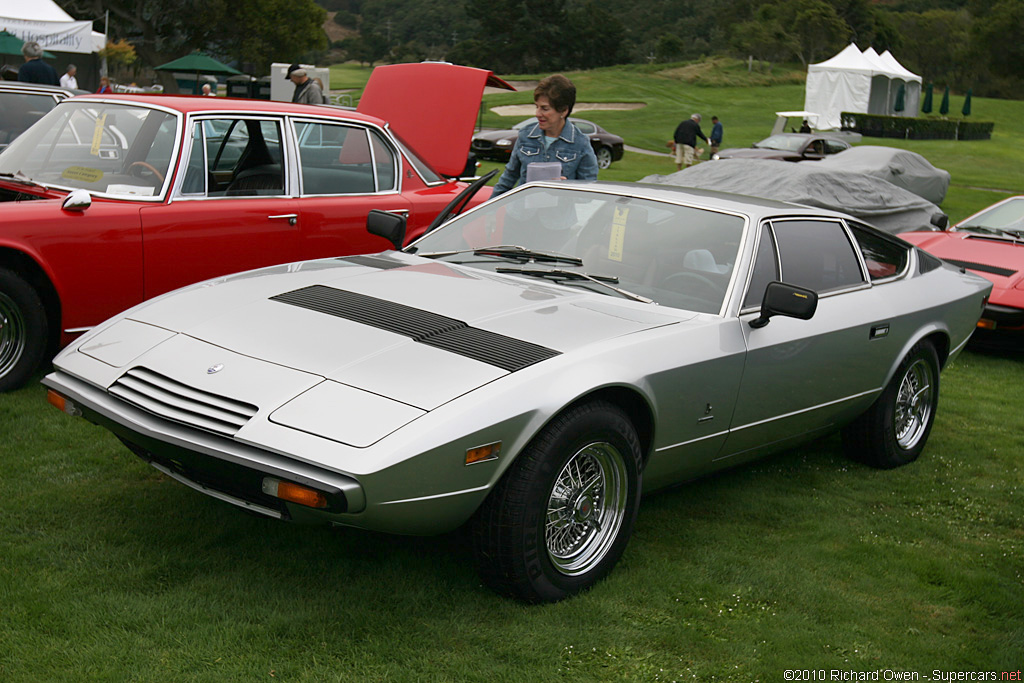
[894,358,934,450]
[545,441,628,577]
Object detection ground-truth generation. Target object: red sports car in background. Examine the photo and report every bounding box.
[0,63,511,391]
[900,195,1024,347]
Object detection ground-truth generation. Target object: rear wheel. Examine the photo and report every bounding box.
[472,401,642,603]
[596,147,613,170]
[842,341,939,469]
[0,268,49,392]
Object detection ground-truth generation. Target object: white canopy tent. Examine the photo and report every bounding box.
[804,43,922,130]
[0,0,104,55]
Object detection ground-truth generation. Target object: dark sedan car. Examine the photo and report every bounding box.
[713,133,850,162]
[0,81,86,152]
[472,117,625,169]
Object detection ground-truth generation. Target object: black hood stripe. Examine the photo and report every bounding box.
[270,285,560,372]
[942,258,1016,278]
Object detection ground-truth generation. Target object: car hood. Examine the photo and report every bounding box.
[717,148,795,160]
[357,63,515,177]
[472,129,516,143]
[106,253,684,411]
[899,230,1024,294]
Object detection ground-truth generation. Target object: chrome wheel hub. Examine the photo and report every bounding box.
[0,291,26,378]
[545,442,628,576]
[894,358,933,450]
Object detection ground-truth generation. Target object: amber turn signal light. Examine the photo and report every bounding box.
[47,390,81,416]
[976,319,997,330]
[262,478,328,509]
[465,441,501,465]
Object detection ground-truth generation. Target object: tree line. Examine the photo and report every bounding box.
[56,0,1022,98]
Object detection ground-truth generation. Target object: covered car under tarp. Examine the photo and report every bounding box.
[641,158,943,235]
[813,146,950,205]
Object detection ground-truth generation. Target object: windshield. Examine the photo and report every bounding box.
[0,101,178,198]
[753,135,804,152]
[409,185,746,313]
[958,197,1024,236]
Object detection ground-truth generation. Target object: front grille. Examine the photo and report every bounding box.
[109,367,258,437]
[471,140,494,151]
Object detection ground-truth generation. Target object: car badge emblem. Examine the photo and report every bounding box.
[207,363,224,375]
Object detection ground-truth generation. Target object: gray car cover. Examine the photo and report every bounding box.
[641,158,944,235]
[813,146,950,204]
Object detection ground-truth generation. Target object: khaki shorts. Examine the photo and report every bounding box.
[673,143,696,166]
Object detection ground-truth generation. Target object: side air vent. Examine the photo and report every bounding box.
[110,367,258,437]
[941,258,1016,278]
[270,285,560,372]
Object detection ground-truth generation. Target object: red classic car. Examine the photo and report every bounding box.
[900,195,1024,347]
[0,63,511,391]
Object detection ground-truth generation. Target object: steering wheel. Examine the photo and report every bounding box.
[127,161,165,185]
[660,271,725,300]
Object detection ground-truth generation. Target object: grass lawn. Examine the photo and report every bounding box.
[1,60,1022,681]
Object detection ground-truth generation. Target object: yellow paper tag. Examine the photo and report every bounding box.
[607,206,629,262]
[61,166,104,183]
[90,113,107,156]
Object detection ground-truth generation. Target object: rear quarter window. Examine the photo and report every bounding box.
[848,222,910,281]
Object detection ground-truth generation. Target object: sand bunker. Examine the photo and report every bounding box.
[491,102,646,116]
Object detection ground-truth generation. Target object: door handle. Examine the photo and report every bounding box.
[269,214,298,226]
[870,323,890,339]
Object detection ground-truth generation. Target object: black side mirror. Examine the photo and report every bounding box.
[930,212,949,230]
[366,209,407,250]
[749,281,818,329]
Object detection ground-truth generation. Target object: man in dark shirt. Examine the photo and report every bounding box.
[18,41,59,86]
[672,113,707,171]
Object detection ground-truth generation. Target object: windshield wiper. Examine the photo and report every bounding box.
[416,244,583,267]
[0,171,44,189]
[495,267,655,304]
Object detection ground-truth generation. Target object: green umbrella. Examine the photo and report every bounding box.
[921,83,933,114]
[939,86,950,116]
[962,88,972,116]
[0,30,56,59]
[154,51,241,93]
[894,83,906,113]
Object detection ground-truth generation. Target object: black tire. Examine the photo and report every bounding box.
[595,146,613,170]
[0,269,49,393]
[472,400,642,603]
[842,340,940,469]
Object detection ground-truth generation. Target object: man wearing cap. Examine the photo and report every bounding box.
[286,63,323,105]
[18,41,59,86]
[671,113,707,171]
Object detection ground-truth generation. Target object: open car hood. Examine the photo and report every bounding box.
[358,63,515,177]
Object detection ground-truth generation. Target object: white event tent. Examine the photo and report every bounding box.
[1,0,104,88]
[804,43,922,130]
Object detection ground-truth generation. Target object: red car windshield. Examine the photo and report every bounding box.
[0,101,178,198]
[958,197,1024,238]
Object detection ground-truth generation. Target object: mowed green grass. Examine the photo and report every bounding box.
[2,62,1023,680]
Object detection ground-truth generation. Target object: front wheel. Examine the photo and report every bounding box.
[472,401,642,603]
[596,147,613,170]
[842,340,940,469]
[0,269,49,393]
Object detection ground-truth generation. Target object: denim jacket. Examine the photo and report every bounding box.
[492,120,599,196]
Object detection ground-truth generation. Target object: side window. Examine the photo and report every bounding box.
[773,219,865,293]
[825,140,847,155]
[0,93,58,150]
[200,118,284,197]
[743,222,780,309]
[848,222,909,281]
[369,130,396,191]
[295,121,377,195]
[181,122,206,195]
[573,121,596,134]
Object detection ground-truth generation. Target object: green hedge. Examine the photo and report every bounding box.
[840,112,994,140]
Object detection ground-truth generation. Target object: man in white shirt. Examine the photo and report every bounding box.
[59,64,78,89]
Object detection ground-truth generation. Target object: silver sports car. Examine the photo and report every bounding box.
[44,181,991,603]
